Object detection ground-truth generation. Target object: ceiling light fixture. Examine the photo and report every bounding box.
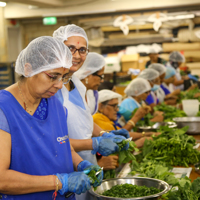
[0,1,6,7]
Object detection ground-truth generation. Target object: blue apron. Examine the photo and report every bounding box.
[0,90,75,200]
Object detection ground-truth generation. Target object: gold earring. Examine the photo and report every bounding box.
[85,78,88,84]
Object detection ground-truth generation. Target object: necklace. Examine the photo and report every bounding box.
[17,82,32,113]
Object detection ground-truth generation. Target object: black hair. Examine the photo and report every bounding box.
[98,81,115,91]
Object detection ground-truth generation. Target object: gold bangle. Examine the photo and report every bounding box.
[56,176,59,192]
[142,131,145,137]
[127,120,135,127]
[99,131,106,136]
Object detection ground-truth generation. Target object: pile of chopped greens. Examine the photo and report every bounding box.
[138,126,200,167]
[153,103,186,122]
[102,183,162,198]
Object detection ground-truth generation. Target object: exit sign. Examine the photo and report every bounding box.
[43,17,57,25]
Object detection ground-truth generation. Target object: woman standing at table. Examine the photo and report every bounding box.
[53,25,128,200]
[0,36,103,200]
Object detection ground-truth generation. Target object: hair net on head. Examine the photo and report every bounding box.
[15,36,72,77]
[169,51,185,63]
[98,89,122,103]
[74,52,105,80]
[138,68,159,81]
[149,63,166,75]
[165,66,176,79]
[53,24,88,47]
[124,78,151,96]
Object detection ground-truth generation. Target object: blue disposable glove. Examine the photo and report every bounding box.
[101,132,129,151]
[56,172,91,195]
[91,135,127,156]
[110,129,130,139]
[188,74,198,82]
[77,160,103,187]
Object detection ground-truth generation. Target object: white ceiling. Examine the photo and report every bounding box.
[4,0,200,19]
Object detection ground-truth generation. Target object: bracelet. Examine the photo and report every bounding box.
[127,120,135,127]
[53,175,58,200]
[55,176,59,192]
[99,131,106,136]
[142,131,145,137]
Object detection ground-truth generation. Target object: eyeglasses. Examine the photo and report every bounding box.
[150,78,160,85]
[107,104,119,110]
[43,71,71,85]
[145,91,151,94]
[67,45,89,56]
[92,72,104,80]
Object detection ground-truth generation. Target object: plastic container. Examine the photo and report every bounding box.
[182,99,199,117]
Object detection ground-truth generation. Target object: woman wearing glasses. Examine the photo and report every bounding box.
[53,25,128,200]
[74,52,105,115]
[0,36,105,200]
[93,89,158,148]
[74,52,121,171]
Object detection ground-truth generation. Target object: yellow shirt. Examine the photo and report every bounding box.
[93,112,120,131]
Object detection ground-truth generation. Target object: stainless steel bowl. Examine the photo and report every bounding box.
[138,122,177,132]
[89,177,170,200]
[194,163,200,175]
[173,117,200,134]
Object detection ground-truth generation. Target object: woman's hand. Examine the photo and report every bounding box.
[131,106,151,122]
[97,155,119,170]
[134,137,153,148]
[56,172,91,195]
[150,111,164,122]
[91,135,127,156]
[77,160,103,187]
[142,132,161,137]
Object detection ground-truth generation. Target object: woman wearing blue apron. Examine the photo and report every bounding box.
[0,36,103,200]
[53,25,129,200]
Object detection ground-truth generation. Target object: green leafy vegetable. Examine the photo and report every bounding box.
[102,183,162,198]
[131,108,154,127]
[139,126,200,167]
[153,103,186,122]
[103,140,139,179]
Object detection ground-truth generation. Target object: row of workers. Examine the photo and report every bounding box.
[0,23,196,200]
[0,25,137,200]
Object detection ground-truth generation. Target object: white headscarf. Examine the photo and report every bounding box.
[53,24,88,47]
[124,78,151,96]
[74,52,105,80]
[15,36,72,77]
[98,89,122,103]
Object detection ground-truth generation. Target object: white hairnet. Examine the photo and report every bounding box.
[15,36,72,77]
[149,63,166,75]
[74,52,105,80]
[165,66,176,79]
[53,24,88,47]
[138,68,160,81]
[148,43,163,54]
[169,51,185,62]
[124,77,151,96]
[98,89,122,103]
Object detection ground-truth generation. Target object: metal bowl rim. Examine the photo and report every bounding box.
[89,177,170,200]
[139,122,177,130]
[173,117,200,122]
